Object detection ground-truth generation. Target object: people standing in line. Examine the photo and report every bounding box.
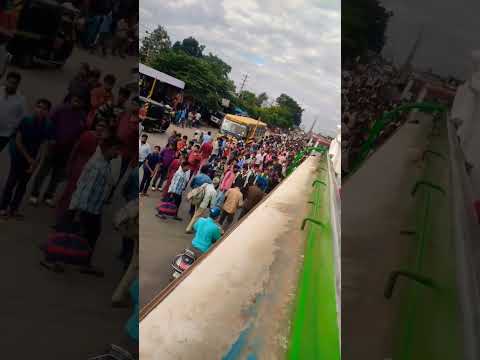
[151,142,175,191]
[86,74,116,129]
[238,178,267,219]
[188,144,202,177]
[165,161,191,221]
[91,11,113,56]
[219,164,239,193]
[186,110,194,128]
[30,94,87,207]
[64,63,91,104]
[161,153,184,200]
[219,179,244,230]
[112,96,141,197]
[0,72,26,153]
[202,131,212,145]
[139,145,161,196]
[55,117,111,227]
[194,111,202,128]
[111,17,129,58]
[68,137,122,276]
[113,87,132,116]
[0,99,52,218]
[138,134,151,166]
[200,137,213,168]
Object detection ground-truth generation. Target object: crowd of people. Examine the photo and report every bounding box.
[341,61,412,174]
[0,62,140,347]
[140,126,309,256]
[72,0,139,58]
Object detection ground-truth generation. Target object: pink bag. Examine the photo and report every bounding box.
[156,201,177,216]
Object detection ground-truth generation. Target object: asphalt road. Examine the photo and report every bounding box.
[139,124,220,307]
[1,48,136,359]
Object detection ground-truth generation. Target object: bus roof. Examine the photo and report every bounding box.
[225,114,267,127]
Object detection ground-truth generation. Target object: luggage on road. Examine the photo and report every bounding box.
[156,201,178,217]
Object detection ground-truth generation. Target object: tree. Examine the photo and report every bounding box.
[276,94,304,126]
[172,37,205,58]
[148,50,235,112]
[258,106,293,128]
[256,92,269,107]
[204,53,232,79]
[342,0,392,62]
[140,25,171,63]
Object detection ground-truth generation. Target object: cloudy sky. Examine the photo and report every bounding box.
[381,0,480,80]
[140,0,340,135]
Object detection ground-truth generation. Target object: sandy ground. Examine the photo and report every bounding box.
[139,124,220,307]
[1,48,137,359]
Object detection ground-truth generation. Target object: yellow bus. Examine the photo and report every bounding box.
[220,114,267,142]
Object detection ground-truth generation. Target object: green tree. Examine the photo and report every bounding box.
[256,92,269,107]
[276,94,304,126]
[172,37,205,58]
[140,25,171,63]
[148,50,235,112]
[204,53,232,79]
[259,106,293,128]
[342,0,392,61]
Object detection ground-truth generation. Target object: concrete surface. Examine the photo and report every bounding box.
[1,48,136,359]
[140,155,318,360]
[341,114,433,359]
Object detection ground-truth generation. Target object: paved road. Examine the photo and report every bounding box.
[341,114,433,359]
[139,124,219,307]
[1,49,136,359]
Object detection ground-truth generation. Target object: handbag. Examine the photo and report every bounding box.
[156,200,177,216]
[45,232,92,266]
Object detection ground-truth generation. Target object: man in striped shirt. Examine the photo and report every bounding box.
[69,137,121,274]
[167,161,191,221]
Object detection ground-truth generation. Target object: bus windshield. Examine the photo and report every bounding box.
[221,118,248,138]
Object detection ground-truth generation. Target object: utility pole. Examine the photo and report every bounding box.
[239,73,248,97]
[308,117,318,135]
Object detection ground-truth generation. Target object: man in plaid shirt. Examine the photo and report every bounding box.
[69,137,121,274]
[167,160,191,221]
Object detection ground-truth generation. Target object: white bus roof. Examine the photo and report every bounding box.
[139,63,185,90]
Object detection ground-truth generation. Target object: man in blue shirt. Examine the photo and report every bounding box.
[140,145,161,196]
[191,165,213,189]
[0,99,51,218]
[191,207,222,255]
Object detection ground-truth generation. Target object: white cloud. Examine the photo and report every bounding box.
[140,0,340,134]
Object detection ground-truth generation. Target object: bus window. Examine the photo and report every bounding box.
[221,118,248,139]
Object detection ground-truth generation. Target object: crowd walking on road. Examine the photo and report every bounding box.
[0,61,139,353]
[147,125,309,256]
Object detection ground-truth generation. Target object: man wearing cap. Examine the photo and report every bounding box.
[186,176,220,234]
[191,206,222,256]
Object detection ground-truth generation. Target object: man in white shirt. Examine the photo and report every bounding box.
[194,111,202,127]
[138,134,151,165]
[0,72,26,152]
[185,177,219,233]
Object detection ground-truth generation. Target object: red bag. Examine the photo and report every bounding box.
[156,201,177,216]
[45,232,92,265]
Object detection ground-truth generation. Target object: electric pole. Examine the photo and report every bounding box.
[239,73,248,97]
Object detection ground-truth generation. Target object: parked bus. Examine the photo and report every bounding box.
[220,114,267,142]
